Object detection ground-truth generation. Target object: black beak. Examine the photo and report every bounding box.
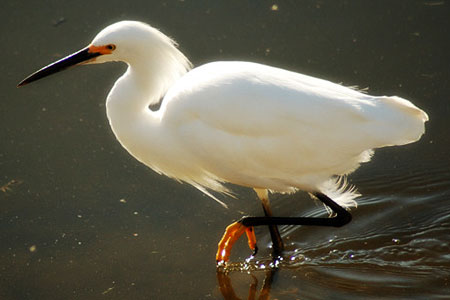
[18,47,101,87]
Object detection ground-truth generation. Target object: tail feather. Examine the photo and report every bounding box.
[316,176,359,214]
[376,96,428,146]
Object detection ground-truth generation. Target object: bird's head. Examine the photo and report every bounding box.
[18,21,188,87]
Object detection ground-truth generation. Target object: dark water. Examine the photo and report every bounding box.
[1,1,449,299]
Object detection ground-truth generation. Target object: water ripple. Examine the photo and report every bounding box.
[220,184,450,298]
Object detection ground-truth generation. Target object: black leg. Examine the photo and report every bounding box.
[241,192,352,228]
[261,202,284,256]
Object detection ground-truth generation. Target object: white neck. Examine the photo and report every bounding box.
[105,42,191,170]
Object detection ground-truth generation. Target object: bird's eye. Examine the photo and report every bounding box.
[106,44,116,50]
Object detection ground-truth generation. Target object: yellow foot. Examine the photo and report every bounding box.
[216,221,257,263]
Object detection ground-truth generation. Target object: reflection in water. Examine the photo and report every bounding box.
[217,268,275,300]
[217,249,304,300]
[217,248,284,300]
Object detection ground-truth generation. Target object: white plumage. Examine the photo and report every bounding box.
[21,21,429,210]
[97,21,427,208]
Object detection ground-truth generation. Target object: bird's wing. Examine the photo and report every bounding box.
[161,62,378,191]
[161,61,427,193]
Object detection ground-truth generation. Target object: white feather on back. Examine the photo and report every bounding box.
[156,62,427,208]
[98,23,427,209]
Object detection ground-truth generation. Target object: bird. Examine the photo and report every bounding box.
[18,21,428,263]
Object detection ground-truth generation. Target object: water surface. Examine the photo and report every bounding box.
[1,1,449,299]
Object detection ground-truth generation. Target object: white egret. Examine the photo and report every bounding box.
[18,21,428,263]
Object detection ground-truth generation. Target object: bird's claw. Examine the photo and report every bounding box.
[252,245,258,256]
[216,220,257,263]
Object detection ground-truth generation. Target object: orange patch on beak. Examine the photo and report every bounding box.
[88,44,114,55]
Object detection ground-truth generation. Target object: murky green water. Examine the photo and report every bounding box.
[1,1,449,299]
